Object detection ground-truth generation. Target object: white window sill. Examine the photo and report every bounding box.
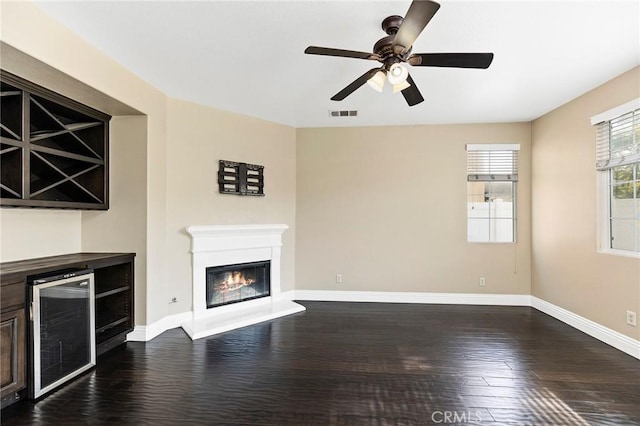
[598,247,640,259]
[468,241,517,244]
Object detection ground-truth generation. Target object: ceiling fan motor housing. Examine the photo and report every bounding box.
[373,35,396,57]
[375,16,412,64]
[381,15,404,35]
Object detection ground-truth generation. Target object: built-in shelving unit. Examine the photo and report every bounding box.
[94,262,134,350]
[1,80,24,200]
[0,252,135,408]
[0,71,110,209]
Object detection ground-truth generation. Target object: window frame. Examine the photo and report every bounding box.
[466,144,520,244]
[597,166,640,259]
[593,99,640,258]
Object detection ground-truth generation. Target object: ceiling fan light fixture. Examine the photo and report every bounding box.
[387,63,409,85]
[392,80,411,93]
[367,70,386,92]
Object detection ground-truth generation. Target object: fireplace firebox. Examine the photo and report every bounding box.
[205,261,270,309]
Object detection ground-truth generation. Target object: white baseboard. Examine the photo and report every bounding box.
[279,290,295,301]
[126,290,640,361]
[127,311,192,342]
[531,297,640,360]
[126,293,298,342]
[291,290,532,306]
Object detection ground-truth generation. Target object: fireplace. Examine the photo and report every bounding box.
[206,261,270,309]
[183,224,305,340]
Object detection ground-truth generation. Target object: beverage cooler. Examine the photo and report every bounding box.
[28,269,96,399]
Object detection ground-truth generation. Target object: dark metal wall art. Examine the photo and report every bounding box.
[218,160,265,196]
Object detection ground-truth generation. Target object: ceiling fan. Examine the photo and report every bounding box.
[304,0,494,107]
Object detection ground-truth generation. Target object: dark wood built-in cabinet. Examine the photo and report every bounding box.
[0,253,135,408]
[0,280,26,409]
[0,71,110,209]
[94,261,135,354]
[1,73,123,407]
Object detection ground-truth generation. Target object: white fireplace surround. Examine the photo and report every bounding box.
[182,224,305,339]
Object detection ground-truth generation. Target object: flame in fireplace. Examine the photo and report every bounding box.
[219,271,255,294]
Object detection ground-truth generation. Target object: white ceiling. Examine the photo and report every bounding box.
[34,1,639,128]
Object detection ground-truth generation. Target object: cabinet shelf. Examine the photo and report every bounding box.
[30,144,104,164]
[0,70,110,209]
[96,291,130,330]
[95,316,129,334]
[96,286,130,299]
[0,137,24,148]
[30,122,102,139]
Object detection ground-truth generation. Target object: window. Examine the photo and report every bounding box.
[592,99,640,255]
[466,144,520,243]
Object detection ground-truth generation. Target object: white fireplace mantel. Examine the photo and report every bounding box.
[182,224,305,340]
[188,224,290,252]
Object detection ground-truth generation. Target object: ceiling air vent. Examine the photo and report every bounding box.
[329,110,358,117]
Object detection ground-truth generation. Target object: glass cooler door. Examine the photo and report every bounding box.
[30,272,96,398]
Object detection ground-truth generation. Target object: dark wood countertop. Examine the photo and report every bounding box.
[1,252,135,283]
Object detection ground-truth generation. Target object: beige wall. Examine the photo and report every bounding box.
[532,66,640,340]
[296,123,532,295]
[82,116,148,324]
[0,209,81,261]
[0,2,166,324]
[165,99,297,315]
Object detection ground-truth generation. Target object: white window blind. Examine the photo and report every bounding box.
[466,144,520,181]
[594,106,640,171]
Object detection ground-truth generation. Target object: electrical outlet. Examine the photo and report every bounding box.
[627,311,637,327]
[479,277,486,286]
[336,274,343,283]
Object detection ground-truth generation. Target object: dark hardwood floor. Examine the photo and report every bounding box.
[2,301,639,425]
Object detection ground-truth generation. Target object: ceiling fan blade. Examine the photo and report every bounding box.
[393,0,441,55]
[331,68,381,101]
[408,53,494,69]
[401,74,424,106]
[305,46,381,61]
